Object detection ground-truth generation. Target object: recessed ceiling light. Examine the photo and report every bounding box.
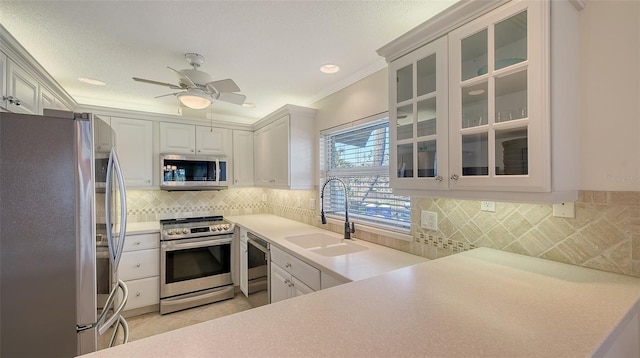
[320,64,340,74]
[78,77,106,86]
[242,103,256,108]
[468,89,485,96]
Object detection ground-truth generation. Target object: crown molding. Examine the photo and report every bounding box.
[0,24,77,110]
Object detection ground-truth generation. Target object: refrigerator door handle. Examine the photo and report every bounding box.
[96,280,129,336]
[105,147,127,270]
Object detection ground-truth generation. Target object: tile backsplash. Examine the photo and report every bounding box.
[125,188,640,278]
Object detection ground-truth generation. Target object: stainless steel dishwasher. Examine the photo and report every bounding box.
[246,232,270,307]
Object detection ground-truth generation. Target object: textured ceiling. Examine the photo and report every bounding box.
[0,1,457,122]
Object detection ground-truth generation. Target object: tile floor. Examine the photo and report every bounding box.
[99,291,268,351]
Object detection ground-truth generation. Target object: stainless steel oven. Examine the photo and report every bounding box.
[160,216,235,314]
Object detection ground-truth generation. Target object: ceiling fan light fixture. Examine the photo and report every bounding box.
[242,102,256,108]
[177,91,212,109]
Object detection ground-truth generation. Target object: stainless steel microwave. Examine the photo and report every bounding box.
[160,154,228,190]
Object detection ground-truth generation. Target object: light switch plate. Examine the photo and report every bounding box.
[421,211,438,231]
[553,202,575,218]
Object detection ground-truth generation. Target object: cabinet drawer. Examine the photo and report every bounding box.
[271,246,320,291]
[124,276,159,311]
[119,248,160,281]
[123,233,159,252]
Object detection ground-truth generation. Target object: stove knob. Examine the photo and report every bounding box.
[217,226,223,231]
[223,224,230,231]
[182,228,189,234]
[167,230,175,235]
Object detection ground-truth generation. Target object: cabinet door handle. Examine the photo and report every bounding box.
[3,96,21,106]
[435,175,443,182]
[136,292,141,297]
[450,174,459,181]
[285,263,291,268]
[134,241,141,245]
[136,263,141,268]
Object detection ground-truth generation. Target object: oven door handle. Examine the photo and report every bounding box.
[161,237,233,251]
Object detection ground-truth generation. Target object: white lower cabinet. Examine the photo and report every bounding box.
[270,245,320,303]
[119,232,160,315]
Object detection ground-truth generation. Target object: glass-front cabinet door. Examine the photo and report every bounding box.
[389,36,448,191]
[448,0,546,192]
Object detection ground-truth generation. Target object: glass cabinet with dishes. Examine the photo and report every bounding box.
[448,0,545,192]
[389,37,448,191]
[381,0,580,202]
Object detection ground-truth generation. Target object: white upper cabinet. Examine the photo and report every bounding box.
[252,105,316,189]
[0,52,6,112]
[111,117,154,187]
[6,59,38,115]
[159,122,196,154]
[389,36,449,191]
[232,130,254,186]
[195,125,230,156]
[448,1,543,193]
[160,122,230,156]
[381,0,581,203]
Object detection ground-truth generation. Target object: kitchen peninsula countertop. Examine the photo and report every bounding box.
[85,230,640,357]
[227,214,427,282]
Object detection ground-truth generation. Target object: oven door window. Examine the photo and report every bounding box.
[165,244,231,283]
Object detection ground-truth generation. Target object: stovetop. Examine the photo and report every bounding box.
[160,216,235,240]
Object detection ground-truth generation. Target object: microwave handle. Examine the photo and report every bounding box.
[216,158,220,186]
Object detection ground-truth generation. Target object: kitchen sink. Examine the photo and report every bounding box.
[284,233,368,256]
[285,233,343,249]
[309,242,367,257]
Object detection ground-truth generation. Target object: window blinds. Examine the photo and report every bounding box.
[322,120,411,231]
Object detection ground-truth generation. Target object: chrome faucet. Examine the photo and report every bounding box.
[320,177,355,239]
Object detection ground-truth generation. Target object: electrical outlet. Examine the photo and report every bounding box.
[296,197,302,208]
[553,202,575,218]
[309,198,316,209]
[480,201,496,212]
[421,211,438,231]
[261,194,267,202]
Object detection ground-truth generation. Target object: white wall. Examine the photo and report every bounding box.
[310,68,388,131]
[311,1,640,193]
[578,0,640,191]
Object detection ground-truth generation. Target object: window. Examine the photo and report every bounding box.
[321,115,411,231]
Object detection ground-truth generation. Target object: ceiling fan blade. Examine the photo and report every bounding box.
[207,79,240,93]
[167,66,196,87]
[154,92,182,99]
[217,92,246,105]
[132,77,182,90]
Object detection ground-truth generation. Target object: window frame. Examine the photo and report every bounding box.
[319,113,411,233]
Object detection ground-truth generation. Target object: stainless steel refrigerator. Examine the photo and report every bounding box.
[0,110,129,356]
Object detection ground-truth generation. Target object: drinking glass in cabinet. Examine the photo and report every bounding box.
[462,133,488,176]
[462,82,488,128]
[396,64,413,103]
[461,29,487,81]
[396,104,414,141]
[417,98,437,137]
[495,70,528,123]
[417,140,437,178]
[397,143,413,178]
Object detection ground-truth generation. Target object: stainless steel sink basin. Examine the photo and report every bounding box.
[284,233,368,256]
[284,233,343,249]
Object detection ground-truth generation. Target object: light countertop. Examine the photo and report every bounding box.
[226,214,428,282]
[85,246,640,357]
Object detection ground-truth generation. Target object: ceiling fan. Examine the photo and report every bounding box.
[133,53,246,110]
